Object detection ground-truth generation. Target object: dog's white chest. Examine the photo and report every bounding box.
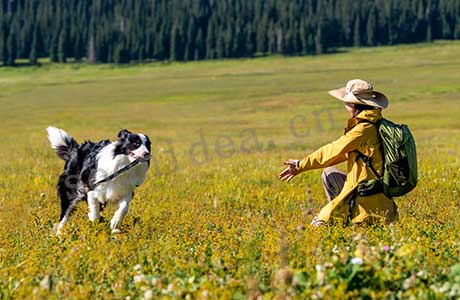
[94,145,149,202]
[101,163,148,200]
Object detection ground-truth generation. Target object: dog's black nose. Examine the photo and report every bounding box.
[142,151,150,158]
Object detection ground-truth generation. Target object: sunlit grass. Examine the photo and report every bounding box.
[1,41,460,299]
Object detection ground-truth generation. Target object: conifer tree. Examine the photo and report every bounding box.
[6,31,17,66]
[87,33,96,64]
[0,20,6,65]
[170,23,183,61]
[58,29,68,63]
[1,0,460,66]
[206,20,217,59]
[315,23,323,54]
[114,39,129,64]
[29,26,41,65]
[195,28,205,60]
[354,17,361,46]
[49,31,59,63]
[366,8,376,46]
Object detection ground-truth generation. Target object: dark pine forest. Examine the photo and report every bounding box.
[1,0,460,65]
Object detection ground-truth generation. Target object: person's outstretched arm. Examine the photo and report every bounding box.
[280,125,366,181]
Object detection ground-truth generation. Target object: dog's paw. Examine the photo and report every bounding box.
[111,228,122,234]
[54,222,65,237]
[55,228,62,237]
[88,212,101,222]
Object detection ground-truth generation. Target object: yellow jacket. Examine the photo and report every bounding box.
[298,109,398,225]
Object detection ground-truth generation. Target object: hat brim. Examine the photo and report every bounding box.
[328,87,389,109]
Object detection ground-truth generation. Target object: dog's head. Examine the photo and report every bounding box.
[114,129,151,162]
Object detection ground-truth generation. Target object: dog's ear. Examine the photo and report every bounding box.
[117,129,132,142]
[144,135,151,152]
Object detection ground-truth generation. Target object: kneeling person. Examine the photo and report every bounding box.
[279,79,398,226]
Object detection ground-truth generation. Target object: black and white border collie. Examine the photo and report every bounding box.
[46,127,151,235]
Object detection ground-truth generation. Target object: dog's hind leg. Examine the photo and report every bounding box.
[56,197,81,236]
[56,173,81,236]
[110,193,133,233]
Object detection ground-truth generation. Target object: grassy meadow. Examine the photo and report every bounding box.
[1,41,460,299]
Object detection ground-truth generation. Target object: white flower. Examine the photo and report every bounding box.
[315,264,325,284]
[403,275,416,290]
[133,264,142,272]
[40,275,50,291]
[332,244,339,253]
[134,274,146,284]
[350,257,364,265]
[151,277,158,286]
[143,289,153,300]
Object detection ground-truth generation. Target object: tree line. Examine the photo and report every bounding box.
[1,0,460,66]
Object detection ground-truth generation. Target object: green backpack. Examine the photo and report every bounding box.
[357,118,418,198]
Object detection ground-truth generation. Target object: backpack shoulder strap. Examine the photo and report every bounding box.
[356,151,381,179]
[354,118,382,178]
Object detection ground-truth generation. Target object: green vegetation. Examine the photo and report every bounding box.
[2,0,460,65]
[1,41,460,299]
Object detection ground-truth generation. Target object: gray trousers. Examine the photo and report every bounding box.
[322,167,346,202]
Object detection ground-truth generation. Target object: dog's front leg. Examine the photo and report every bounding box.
[87,192,101,222]
[110,193,132,233]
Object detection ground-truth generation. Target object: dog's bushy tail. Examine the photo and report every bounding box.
[46,126,78,160]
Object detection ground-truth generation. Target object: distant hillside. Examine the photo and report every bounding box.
[1,0,460,66]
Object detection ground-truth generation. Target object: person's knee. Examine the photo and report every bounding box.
[322,167,336,181]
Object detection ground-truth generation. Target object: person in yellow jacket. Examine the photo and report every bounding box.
[279,79,398,226]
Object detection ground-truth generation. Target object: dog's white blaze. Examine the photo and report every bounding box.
[139,134,148,145]
[46,126,71,149]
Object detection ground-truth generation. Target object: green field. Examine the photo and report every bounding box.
[1,41,460,299]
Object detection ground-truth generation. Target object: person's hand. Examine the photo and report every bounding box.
[279,159,302,182]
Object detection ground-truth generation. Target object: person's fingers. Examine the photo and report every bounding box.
[287,174,295,182]
[280,173,292,181]
[280,174,289,181]
[279,168,290,178]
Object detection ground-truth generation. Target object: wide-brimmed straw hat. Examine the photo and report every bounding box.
[328,79,389,109]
